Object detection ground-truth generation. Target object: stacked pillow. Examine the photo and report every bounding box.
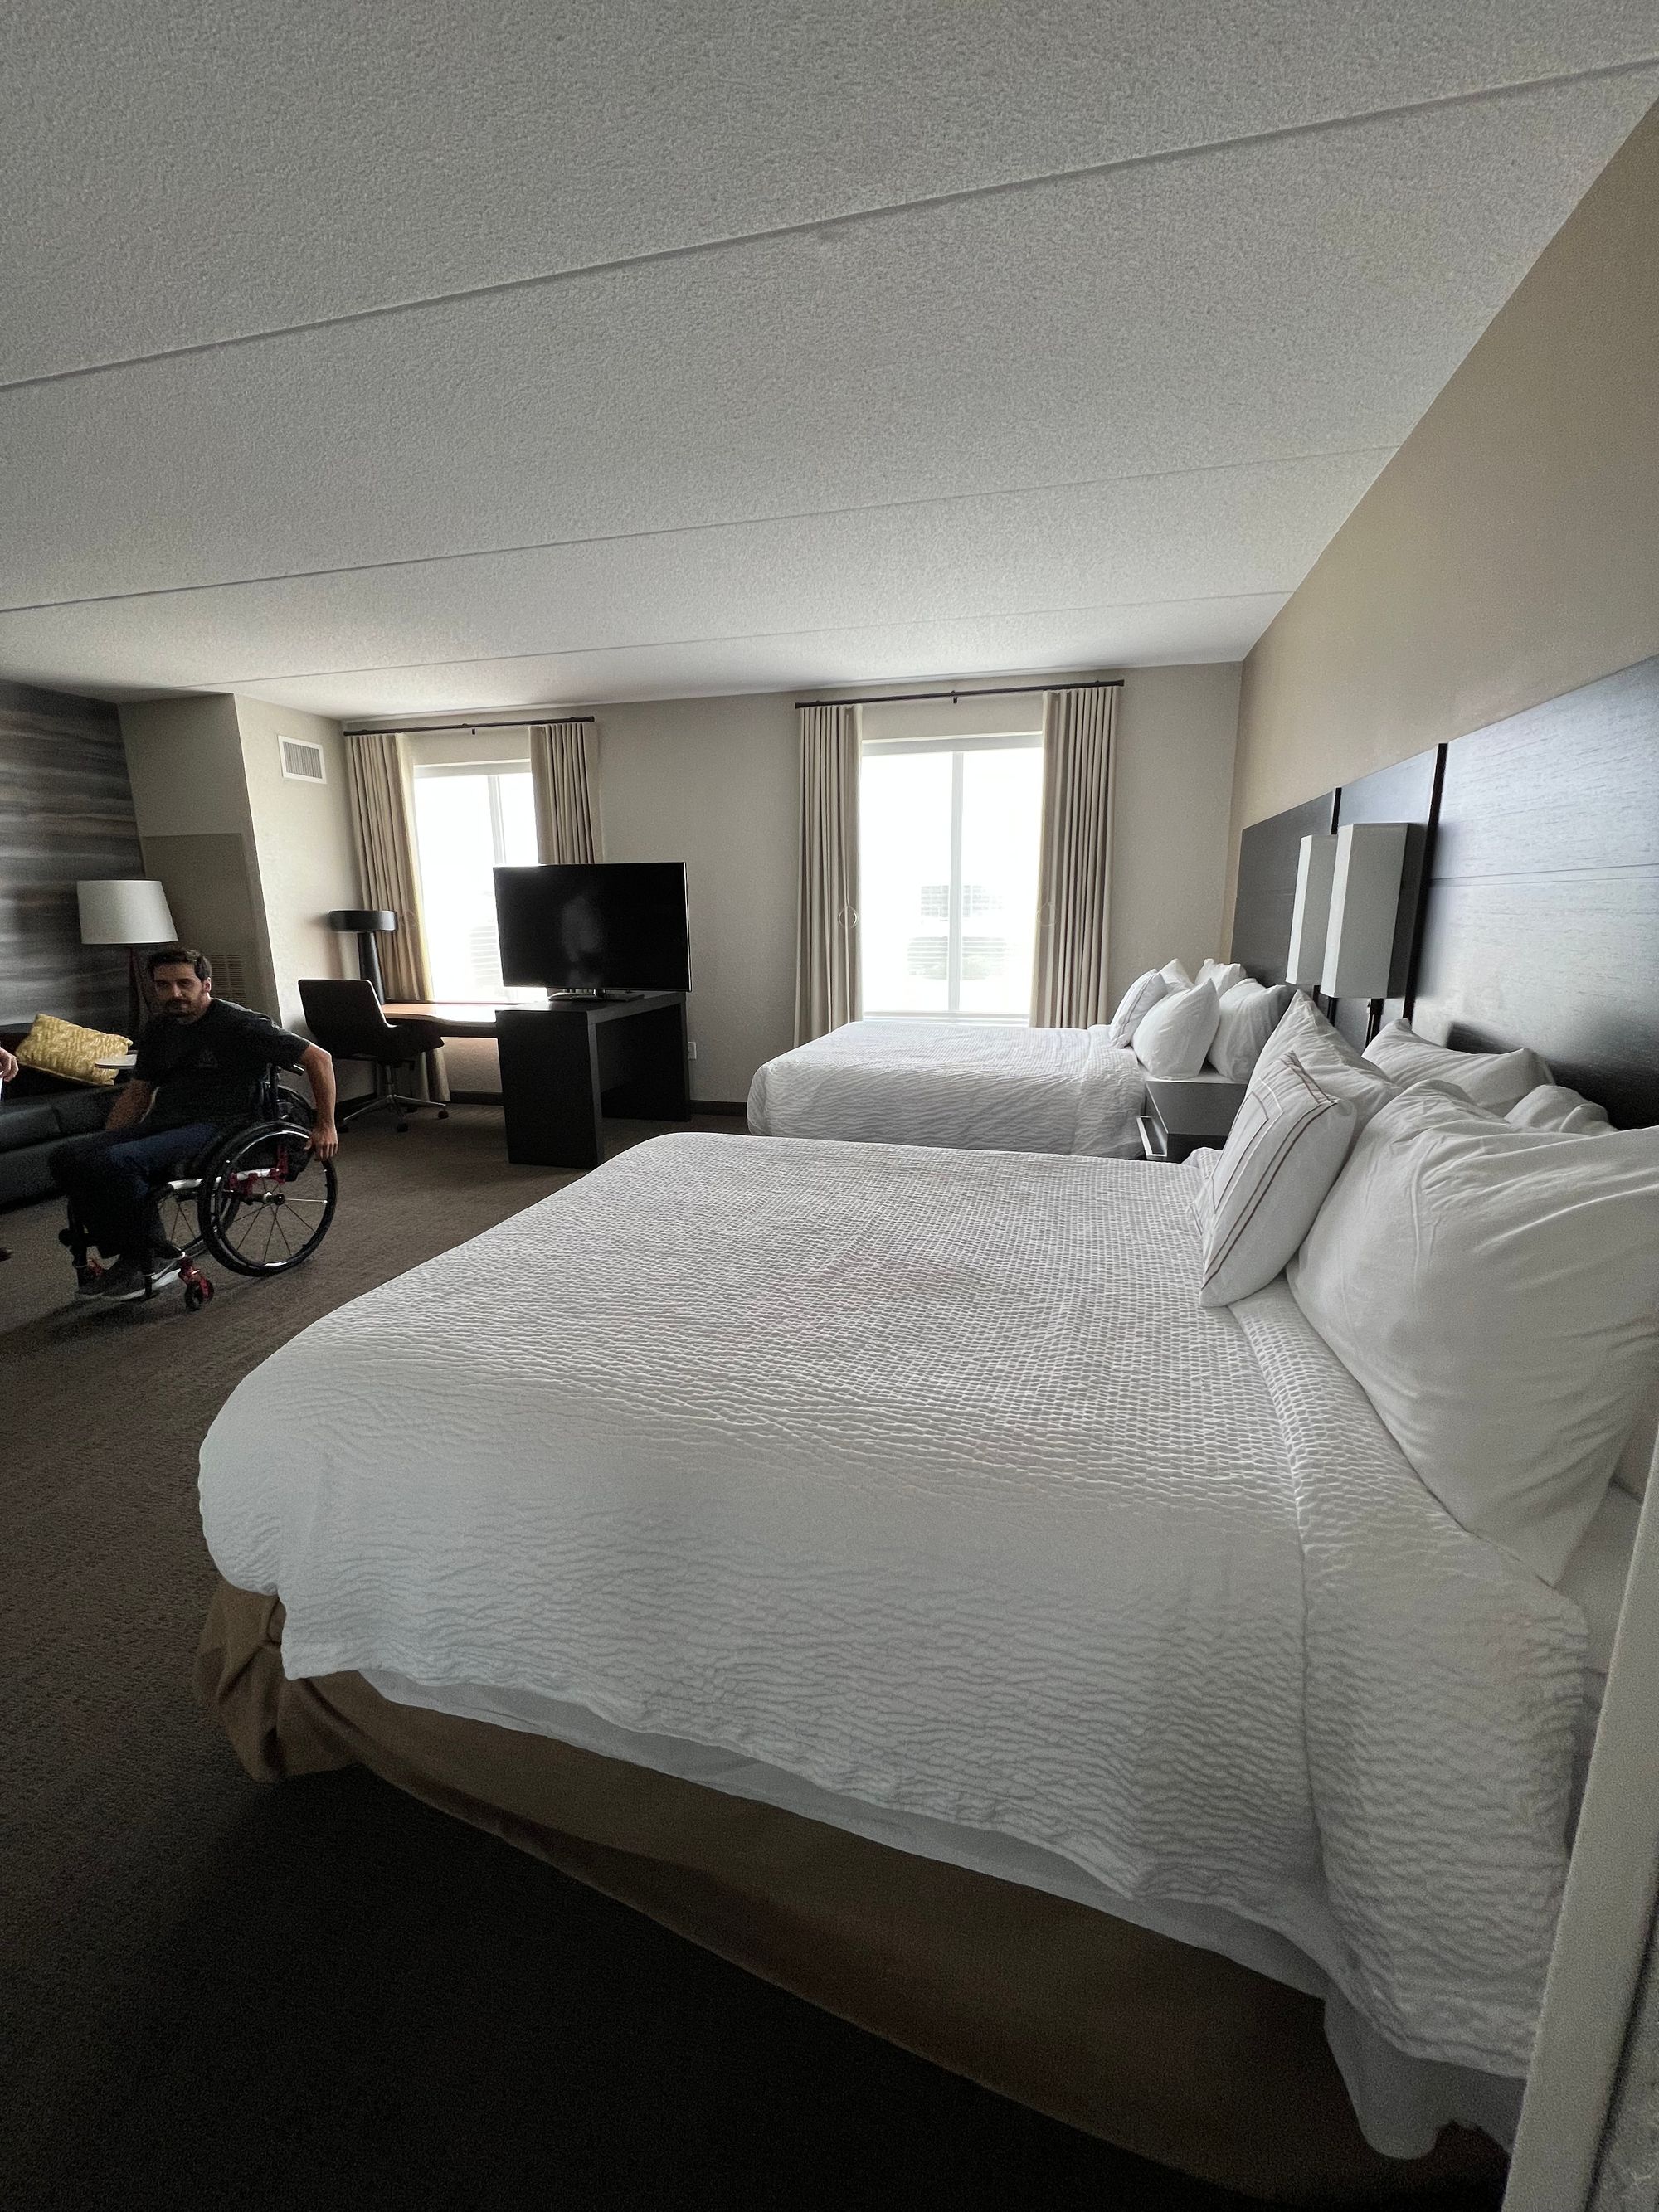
[1363,1018,1550,1116]
[1196,958,1247,998]
[1287,1087,1659,1585]
[1207,979,1294,1082]
[1105,968,1168,1047]
[1132,980,1220,1077]
[1506,1082,1612,1135]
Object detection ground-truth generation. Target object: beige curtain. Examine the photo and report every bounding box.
[793,703,861,1045]
[343,730,433,1004]
[530,721,601,863]
[1030,684,1118,1028]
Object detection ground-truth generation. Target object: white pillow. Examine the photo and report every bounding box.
[1192,1052,1360,1307]
[1197,958,1248,998]
[1207,980,1295,1083]
[1251,992,1398,1125]
[1288,1087,1659,1585]
[1133,980,1220,1078]
[1106,968,1168,1048]
[1160,959,1193,993]
[1363,1018,1551,1115]
[1506,1082,1613,1135]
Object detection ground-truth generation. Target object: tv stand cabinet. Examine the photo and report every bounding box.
[496,992,690,1169]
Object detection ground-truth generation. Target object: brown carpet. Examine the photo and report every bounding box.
[0,1108,1501,2212]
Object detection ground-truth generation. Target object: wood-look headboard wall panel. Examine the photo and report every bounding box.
[1229,790,1337,984]
[0,679,144,1029]
[1412,655,1659,1128]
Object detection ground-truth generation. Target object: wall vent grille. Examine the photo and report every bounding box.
[279,737,326,784]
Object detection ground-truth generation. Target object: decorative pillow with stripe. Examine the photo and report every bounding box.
[1192,1050,1361,1308]
[1106,968,1168,1047]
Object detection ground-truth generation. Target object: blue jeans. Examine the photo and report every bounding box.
[49,1121,222,1263]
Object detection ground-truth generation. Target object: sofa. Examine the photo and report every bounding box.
[0,1031,114,1208]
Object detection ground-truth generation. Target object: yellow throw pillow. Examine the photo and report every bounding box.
[14,1014,133,1087]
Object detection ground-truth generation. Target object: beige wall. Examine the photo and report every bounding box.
[1226,103,1659,924]
[599,693,799,1103]
[119,693,278,1015]
[1111,664,1241,999]
[233,697,359,1028]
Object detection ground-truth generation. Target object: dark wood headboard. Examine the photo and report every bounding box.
[1411,655,1659,1129]
[1230,790,1336,985]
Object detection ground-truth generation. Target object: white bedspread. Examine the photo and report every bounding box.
[747,1019,1146,1155]
[199,1134,1584,2109]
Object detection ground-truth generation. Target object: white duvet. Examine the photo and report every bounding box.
[746,1018,1146,1155]
[199,1135,1584,2127]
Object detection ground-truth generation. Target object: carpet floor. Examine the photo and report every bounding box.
[0,1107,1503,2212]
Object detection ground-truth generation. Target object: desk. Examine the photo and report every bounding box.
[387,994,690,1169]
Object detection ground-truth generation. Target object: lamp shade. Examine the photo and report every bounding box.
[1321,824,1408,999]
[76,878,177,946]
[1287,834,1337,989]
[328,908,397,933]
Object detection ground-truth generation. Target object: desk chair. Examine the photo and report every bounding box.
[298,980,450,1135]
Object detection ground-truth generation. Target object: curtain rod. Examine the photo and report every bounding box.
[343,714,595,736]
[793,678,1121,709]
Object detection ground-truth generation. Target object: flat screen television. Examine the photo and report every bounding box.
[494,862,691,995]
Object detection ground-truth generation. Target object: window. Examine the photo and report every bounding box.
[859,733,1044,1021]
[411,762,540,999]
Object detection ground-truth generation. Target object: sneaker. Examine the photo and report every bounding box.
[95,1261,148,1302]
[74,1264,105,1300]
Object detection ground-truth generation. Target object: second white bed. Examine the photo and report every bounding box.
[747,1018,1149,1154]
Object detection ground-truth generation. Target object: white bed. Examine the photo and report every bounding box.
[746,1018,1152,1155]
[197,1130,1621,2159]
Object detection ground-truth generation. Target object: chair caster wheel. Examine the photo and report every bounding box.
[396,1120,410,1133]
[184,1285,203,1311]
[437,1109,450,1120]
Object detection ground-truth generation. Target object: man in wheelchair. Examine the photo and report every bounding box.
[50,946,339,1303]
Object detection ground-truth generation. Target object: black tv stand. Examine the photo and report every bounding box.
[496,992,689,1169]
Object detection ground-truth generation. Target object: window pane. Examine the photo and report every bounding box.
[412,767,539,999]
[958,747,1044,1016]
[859,751,952,1015]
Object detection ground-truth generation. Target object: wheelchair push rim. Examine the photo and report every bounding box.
[197,1121,338,1276]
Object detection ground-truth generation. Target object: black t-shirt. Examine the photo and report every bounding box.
[133,999,309,1130]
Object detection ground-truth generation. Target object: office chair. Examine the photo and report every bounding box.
[298,979,450,1134]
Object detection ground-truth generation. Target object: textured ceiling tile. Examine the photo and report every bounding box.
[0,453,1381,694]
[3,2,1655,382]
[5,75,1651,616]
[215,597,1291,717]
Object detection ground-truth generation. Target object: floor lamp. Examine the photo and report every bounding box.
[76,878,178,1038]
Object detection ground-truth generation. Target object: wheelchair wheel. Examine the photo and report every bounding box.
[197,1121,338,1276]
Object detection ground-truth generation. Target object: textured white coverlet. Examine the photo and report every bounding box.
[199,1134,1583,2083]
[746,1019,1145,1155]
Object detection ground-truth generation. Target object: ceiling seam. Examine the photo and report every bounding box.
[0,444,1398,619]
[193,587,1295,689]
[3,53,1654,397]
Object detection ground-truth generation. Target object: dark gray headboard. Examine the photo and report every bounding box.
[1411,655,1659,1129]
[1230,790,1336,985]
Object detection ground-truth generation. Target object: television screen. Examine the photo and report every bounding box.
[494,862,691,994]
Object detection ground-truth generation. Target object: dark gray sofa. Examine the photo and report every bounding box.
[0,1032,114,1208]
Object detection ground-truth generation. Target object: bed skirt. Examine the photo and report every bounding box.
[195,1580,1503,2204]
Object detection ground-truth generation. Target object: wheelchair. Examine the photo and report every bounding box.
[61,1068,338,1311]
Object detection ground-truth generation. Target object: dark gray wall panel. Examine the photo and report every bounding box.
[0,678,144,1028]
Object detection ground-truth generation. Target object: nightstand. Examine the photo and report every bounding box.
[1137,1076,1248,1163]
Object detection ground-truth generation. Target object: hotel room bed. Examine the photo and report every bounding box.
[196,1130,1613,2197]
[745,1018,1150,1155]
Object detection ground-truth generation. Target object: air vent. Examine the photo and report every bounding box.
[279,736,326,784]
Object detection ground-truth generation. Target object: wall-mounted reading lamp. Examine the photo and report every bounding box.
[1287,824,1409,1042]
